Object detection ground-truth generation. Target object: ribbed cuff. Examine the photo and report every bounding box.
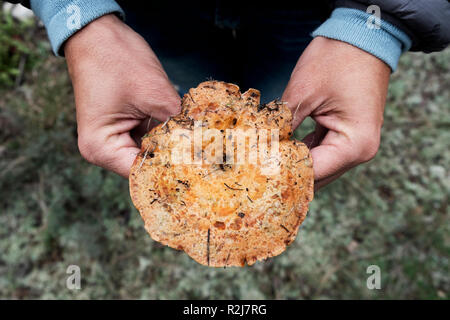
[30,0,124,56]
[312,8,412,71]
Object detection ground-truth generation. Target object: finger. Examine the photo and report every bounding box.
[112,145,141,178]
[302,123,327,149]
[282,80,317,129]
[282,99,312,129]
[130,116,160,147]
[133,80,182,122]
[103,132,141,178]
[309,130,356,182]
[78,123,142,178]
[141,99,181,122]
[314,170,346,191]
[302,125,348,191]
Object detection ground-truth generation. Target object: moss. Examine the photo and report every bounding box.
[0,9,448,299]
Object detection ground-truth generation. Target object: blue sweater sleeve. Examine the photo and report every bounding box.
[30,0,124,56]
[312,8,412,72]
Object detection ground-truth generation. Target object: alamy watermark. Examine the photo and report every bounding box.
[167,121,281,175]
[66,4,81,31]
[66,264,81,290]
[366,5,381,30]
[366,265,381,289]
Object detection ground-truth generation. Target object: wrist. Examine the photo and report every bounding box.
[64,14,123,59]
[311,8,411,72]
[30,0,124,56]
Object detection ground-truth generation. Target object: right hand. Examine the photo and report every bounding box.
[282,37,390,190]
[65,14,181,178]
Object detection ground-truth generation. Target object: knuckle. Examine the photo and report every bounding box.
[77,135,99,164]
[167,103,182,115]
[358,135,380,163]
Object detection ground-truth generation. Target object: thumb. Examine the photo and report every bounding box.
[113,144,142,178]
[282,82,316,129]
[103,131,142,178]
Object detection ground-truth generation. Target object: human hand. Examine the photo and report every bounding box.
[282,36,391,190]
[65,14,180,178]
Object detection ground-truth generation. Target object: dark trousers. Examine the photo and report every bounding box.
[120,2,324,102]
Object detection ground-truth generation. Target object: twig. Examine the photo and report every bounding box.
[161,117,170,129]
[203,167,220,178]
[293,101,301,122]
[137,143,156,172]
[224,251,231,269]
[146,115,153,132]
[188,92,196,103]
[296,155,309,163]
[206,229,211,266]
[224,183,243,191]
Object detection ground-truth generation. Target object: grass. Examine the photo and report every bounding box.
[0,11,448,299]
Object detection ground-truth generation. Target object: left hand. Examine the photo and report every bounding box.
[65,14,181,178]
[282,36,391,190]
